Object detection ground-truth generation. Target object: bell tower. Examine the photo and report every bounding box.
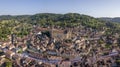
[11,34,16,44]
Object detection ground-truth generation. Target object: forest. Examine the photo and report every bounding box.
[0,13,120,41]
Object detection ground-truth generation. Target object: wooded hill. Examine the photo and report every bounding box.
[0,13,120,41]
[99,17,120,23]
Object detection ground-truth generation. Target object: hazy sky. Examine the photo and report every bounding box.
[0,0,120,17]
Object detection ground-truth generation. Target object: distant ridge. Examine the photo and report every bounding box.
[99,17,120,23]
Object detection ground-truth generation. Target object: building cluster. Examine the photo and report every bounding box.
[0,26,120,67]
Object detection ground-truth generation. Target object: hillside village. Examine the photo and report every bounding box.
[0,13,120,67]
[0,24,120,67]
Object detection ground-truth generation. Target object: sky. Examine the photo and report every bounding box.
[0,0,120,17]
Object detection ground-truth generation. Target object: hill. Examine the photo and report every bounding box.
[99,17,120,23]
[0,13,106,29]
[0,13,120,41]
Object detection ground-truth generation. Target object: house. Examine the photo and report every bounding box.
[11,48,20,53]
[58,61,71,67]
[5,50,15,59]
[9,44,15,50]
[18,44,27,51]
[23,58,32,65]
[0,57,6,65]
[0,51,5,58]
[2,42,9,47]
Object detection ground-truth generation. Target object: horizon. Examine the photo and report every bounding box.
[0,0,120,17]
[0,12,118,18]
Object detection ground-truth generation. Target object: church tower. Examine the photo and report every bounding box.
[11,34,16,44]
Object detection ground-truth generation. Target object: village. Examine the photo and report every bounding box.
[0,25,120,67]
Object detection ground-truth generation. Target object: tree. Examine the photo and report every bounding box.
[5,62,12,67]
